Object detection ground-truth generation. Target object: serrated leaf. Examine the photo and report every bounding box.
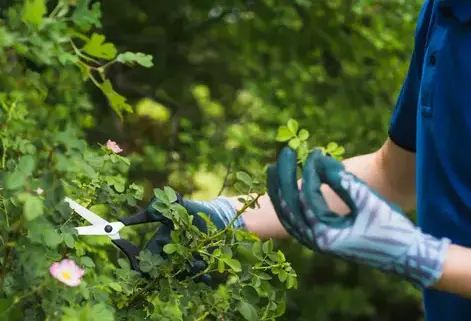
[286,274,296,289]
[82,33,117,59]
[288,137,300,150]
[63,233,75,248]
[117,52,153,68]
[81,256,95,268]
[71,0,102,30]
[118,258,130,270]
[109,282,122,292]
[24,195,44,221]
[258,272,272,280]
[298,129,309,140]
[218,259,225,273]
[163,186,177,203]
[262,240,273,254]
[18,155,35,175]
[237,301,258,321]
[101,80,133,119]
[4,171,25,190]
[222,258,241,272]
[236,171,252,185]
[275,126,293,142]
[22,0,46,26]
[278,270,288,282]
[287,119,298,134]
[163,243,177,254]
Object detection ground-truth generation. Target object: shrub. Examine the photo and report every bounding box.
[0,1,295,320]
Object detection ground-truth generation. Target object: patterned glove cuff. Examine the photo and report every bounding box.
[404,232,451,289]
[213,196,246,229]
[183,197,246,230]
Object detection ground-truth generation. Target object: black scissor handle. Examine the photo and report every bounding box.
[112,238,143,273]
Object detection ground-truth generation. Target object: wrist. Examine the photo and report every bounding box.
[402,231,451,288]
[183,196,245,230]
[432,243,471,297]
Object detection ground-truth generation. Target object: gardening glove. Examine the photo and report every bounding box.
[147,193,245,232]
[144,192,245,285]
[266,146,451,288]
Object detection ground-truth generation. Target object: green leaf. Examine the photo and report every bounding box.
[18,155,36,175]
[118,258,130,270]
[237,301,258,321]
[4,171,25,190]
[278,270,288,282]
[89,303,114,321]
[163,186,177,203]
[82,33,117,59]
[222,258,241,272]
[258,272,272,280]
[81,256,95,268]
[63,233,75,248]
[236,171,252,185]
[109,282,122,292]
[262,240,273,254]
[71,0,102,30]
[298,129,309,140]
[287,119,299,134]
[218,258,225,273]
[241,286,260,304]
[275,126,293,142]
[101,80,133,119]
[22,0,46,26]
[286,274,296,289]
[252,242,263,260]
[24,195,44,221]
[163,243,177,254]
[117,52,154,68]
[288,137,300,150]
[42,228,63,248]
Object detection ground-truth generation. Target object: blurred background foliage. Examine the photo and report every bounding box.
[11,0,425,320]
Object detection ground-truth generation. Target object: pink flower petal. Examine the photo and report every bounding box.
[49,259,84,287]
[106,140,123,153]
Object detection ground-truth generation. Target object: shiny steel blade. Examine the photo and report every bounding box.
[64,197,110,226]
[75,222,125,240]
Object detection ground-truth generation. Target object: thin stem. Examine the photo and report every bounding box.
[194,193,263,250]
[127,277,160,306]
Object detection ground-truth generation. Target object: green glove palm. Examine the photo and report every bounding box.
[267,147,450,288]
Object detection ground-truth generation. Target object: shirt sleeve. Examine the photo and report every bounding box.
[388,1,434,152]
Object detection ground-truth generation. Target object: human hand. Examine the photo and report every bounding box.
[266,147,450,288]
[142,190,245,285]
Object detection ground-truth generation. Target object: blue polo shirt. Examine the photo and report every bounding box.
[389,1,471,320]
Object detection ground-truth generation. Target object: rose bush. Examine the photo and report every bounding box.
[0,1,299,320]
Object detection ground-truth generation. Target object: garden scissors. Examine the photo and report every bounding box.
[64,197,172,275]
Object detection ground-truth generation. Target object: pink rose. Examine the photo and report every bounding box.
[106,140,123,153]
[49,259,84,287]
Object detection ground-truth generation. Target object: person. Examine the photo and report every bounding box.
[147,1,471,320]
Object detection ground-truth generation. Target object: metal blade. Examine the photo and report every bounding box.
[64,197,110,226]
[75,222,125,240]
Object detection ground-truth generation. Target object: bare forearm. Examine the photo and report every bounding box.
[433,244,471,298]
[231,151,408,239]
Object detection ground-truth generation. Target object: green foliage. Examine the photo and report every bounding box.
[0,1,295,320]
[1,0,426,320]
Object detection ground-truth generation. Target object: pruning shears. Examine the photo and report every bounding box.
[64,197,172,275]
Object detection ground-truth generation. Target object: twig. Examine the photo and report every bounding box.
[217,155,233,196]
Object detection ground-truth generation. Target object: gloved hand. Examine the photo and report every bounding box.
[266,146,451,288]
[143,192,245,285]
[147,193,245,232]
